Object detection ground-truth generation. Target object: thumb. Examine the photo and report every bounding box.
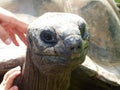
[0,25,11,45]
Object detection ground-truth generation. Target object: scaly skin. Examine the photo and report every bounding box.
[15,13,89,90]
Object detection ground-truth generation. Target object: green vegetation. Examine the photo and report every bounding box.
[115,0,120,12]
[115,0,120,3]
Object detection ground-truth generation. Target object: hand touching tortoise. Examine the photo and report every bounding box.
[0,7,28,46]
[0,66,21,90]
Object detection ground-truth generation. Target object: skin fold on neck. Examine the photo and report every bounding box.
[17,48,72,90]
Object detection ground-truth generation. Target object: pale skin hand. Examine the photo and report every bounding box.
[0,7,28,46]
[0,66,21,90]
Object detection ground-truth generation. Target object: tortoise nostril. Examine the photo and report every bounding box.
[54,50,57,54]
[64,35,82,53]
[70,45,81,51]
[70,47,74,50]
[77,45,81,49]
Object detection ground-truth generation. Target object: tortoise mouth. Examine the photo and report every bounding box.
[32,52,84,72]
[34,52,81,59]
[34,52,82,64]
[34,52,67,62]
[34,52,59,57]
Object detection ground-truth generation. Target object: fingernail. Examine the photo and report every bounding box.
[15,66,21,70]
[4,38,11,45]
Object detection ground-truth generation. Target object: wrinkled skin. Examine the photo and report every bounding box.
[16,13,89,90]
[27,12,89,70]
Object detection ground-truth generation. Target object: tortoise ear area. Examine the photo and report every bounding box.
[27,35,32,50]
[26,30,34,51]
[78,22,90,41]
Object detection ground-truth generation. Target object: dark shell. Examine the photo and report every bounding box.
[0,40,25,75]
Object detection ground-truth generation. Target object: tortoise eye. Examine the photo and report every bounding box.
[79,23,86,38]
[79,22,89,40]
[40,29,57,44]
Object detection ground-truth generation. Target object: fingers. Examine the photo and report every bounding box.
[0,24,19,46]
[15,19,28,34]
[0,12,28,46]
[1,66,21,90]
[0,25,26,46]
[14,19,28,46]
[0,25,11,45]
[14,29,27,45]
[9,31,19,46]
[7,18,28,46]
[3,66,21,81]
[5,70,21,89]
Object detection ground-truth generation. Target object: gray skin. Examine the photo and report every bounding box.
[15,13,89,90]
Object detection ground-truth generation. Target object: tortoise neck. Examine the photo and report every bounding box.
[21,61,71,90]
[20,49,71,90]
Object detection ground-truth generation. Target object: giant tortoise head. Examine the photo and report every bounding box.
[27,12,89,73]
[14,13,90,90]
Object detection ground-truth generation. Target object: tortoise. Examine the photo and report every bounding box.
[13,12,89,90]
[0,0,120,90]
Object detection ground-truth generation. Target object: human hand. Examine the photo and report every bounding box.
[0,66,21,90]
[0,7,28,46]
